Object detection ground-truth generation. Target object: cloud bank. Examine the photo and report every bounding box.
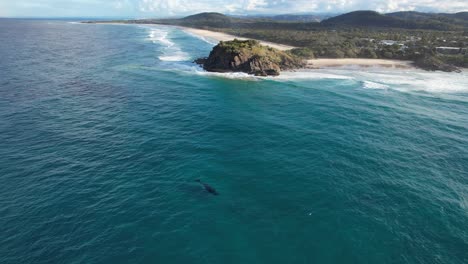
[1,0,467,17]
[138,0,468,15]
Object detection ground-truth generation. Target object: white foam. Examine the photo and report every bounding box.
[183,31,218,46]
[143,27,191,62]
[159,53,190,62]
[362,81,389,90]
[148,28,174,47]
[276,68,468,93]
[183,68,355,82]
[195,70,260,80]
[177,65,468,91]
[354,70,468,93]
[273,70,355,81]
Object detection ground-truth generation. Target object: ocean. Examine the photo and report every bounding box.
[0,19,467,264]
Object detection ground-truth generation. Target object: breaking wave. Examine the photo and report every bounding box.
[272,68,468,93]
[148,28,174,47]
[146,27,190,62]
[362,81,389,90]
[354,70,468,93]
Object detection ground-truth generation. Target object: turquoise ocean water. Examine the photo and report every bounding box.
[0,20,467,263]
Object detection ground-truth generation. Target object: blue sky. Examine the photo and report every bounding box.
[1,0,467,18]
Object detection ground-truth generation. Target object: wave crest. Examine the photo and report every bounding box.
[146,27,190,62]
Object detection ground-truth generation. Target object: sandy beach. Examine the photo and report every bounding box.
[180,27,415,69]
[307,58,414,69]
[180,27,296,51]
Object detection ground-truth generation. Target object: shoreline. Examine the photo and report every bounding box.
[178,27,415,69]
[179,26,296,51]
[91,22,417,70]
[306,58,414,69]
[89,23,296,51]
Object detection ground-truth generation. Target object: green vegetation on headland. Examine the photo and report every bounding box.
[92,11,468,72]
[195,39,305,76]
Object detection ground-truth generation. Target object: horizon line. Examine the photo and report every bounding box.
[1,9,467,20]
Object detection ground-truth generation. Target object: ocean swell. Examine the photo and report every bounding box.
[146,27,190,62]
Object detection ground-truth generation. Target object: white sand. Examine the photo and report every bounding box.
[307,58,414,69]
[180,27,296,51]
[181,27,415,69]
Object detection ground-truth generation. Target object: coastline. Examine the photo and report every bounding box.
[306,58,414,69]
[179,27,297,51]
[178,26,416,69]
[89,23,296,51]
[92,23,417,70]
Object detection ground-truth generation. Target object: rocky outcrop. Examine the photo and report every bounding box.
[195,39,305,76]
[414,55,461,73]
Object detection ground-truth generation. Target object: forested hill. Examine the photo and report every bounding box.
[387,11,468,22]
[386,11,468,29]
[124,11,468,31]
[321,11,465,30]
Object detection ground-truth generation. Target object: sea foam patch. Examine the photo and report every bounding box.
[362,81,389,90]
[148,28,174,47]
[145,27,190,62]
[272,70,355,81]
[159,52,190,62]
[354,70,468,93]
[194,69,260,81]
[288,68,468,93]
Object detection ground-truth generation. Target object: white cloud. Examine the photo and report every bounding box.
[245,0,268,11]
[137,0,274,15]
[1,0,467,18]
[136,0,468,16]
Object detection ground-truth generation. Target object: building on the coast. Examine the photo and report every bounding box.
[380,40,397,45]
[435,47,467,55]
[380,40,407,51]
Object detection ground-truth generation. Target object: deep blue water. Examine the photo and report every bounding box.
[0,19,467,264]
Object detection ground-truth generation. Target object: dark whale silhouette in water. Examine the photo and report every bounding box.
[196,179,219,195]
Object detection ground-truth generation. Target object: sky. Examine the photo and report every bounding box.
[0,0,467,18]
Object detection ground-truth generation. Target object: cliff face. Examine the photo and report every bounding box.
[196,40,305,76]
[414,55,461,72]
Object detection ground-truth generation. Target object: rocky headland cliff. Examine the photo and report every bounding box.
[195,39,305,76]
[413,55,462,73]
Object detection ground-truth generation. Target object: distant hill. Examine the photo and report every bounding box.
[452,12,468,21]
[114,10,467,31]
[150,12,321,30]
[245,13,335,22]
[323,11,398,27]
[268,14,322,22]
[182,12,231,23]
[387,11,468,21]
[180,12,233,27]
[322,10,463,30]
[386,11,435,20]
[386,11,468,28]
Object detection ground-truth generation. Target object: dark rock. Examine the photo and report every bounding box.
[194,57,207,65]
[197,39,305,76]
[414,55,461,73]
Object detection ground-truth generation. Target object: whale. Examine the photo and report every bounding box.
[196,179,219,195]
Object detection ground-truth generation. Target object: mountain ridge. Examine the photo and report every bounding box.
[165,10,467,31]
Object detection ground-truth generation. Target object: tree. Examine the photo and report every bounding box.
[360,48,378,59]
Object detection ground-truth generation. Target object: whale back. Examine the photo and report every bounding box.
[196,180,219,195]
